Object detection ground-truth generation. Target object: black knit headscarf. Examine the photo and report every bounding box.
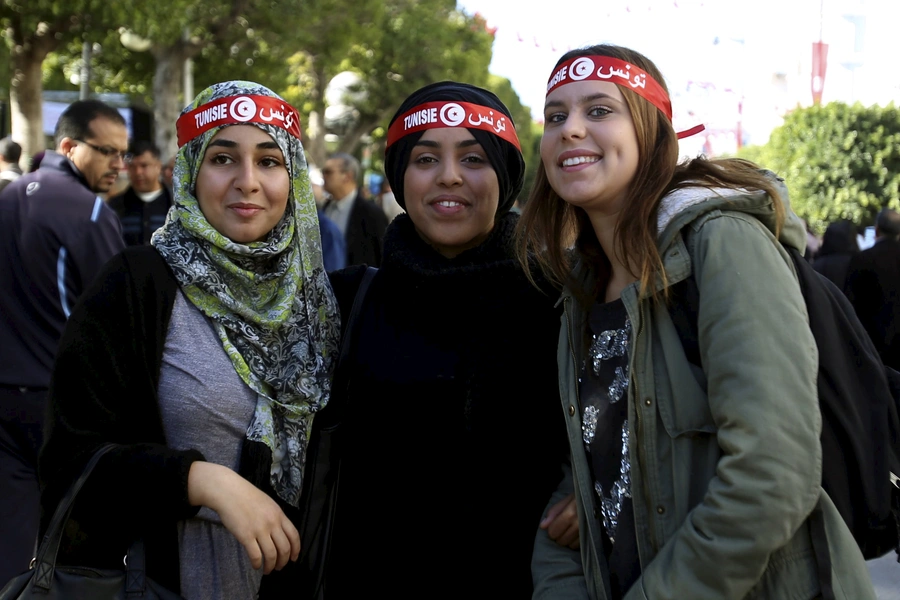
[384,81,525,216]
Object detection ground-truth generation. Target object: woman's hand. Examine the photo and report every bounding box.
[539,492,580,549]
[188,461,301,574]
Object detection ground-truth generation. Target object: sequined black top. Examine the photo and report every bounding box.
[580,298,641,598]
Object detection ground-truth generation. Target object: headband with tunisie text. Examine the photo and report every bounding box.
[546,56,705,140]
[386,101,521,150]
[176,95,302,148]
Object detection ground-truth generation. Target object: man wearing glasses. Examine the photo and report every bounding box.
[0,99,126,587]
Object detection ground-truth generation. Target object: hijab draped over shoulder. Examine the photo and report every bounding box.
[151,80,340,506]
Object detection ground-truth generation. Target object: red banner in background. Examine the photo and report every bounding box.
[812,41,829,105]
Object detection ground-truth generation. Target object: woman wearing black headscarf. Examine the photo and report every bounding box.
[319,81,572,596]
[813,219,859,291]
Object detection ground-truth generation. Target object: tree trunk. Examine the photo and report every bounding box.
[304,63,329,168]
[337,114,383,157]
[10,42,57,168]
[152,43,194,161]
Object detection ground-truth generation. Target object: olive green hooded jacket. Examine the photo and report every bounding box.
[532,180,875,600]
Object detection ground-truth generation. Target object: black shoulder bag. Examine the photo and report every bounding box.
[0,443,184,599]
[294,266,378,599]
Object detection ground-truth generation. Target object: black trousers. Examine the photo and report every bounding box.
[0,386,46,588]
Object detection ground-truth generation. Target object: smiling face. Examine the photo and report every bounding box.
[541,80,640,218]
[403,127,500,258]
[194,125,290,243]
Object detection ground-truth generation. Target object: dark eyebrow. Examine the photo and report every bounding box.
[207,139,281,151]
[414,138,482,149]
[544,92,617,111]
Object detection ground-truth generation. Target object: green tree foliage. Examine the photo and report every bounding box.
[276,0,380,166]
[16,0,502,168]
[740,102,900,233]
[0,0,100,161]
[123,0,302,158]
[331,0,494,157]
[484,74,537,204]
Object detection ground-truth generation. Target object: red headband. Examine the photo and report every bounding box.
[176,95,302,148]
[386,101,521,150]
[546,56,704,140]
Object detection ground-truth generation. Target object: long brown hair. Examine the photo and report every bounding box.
[516,44,784,304]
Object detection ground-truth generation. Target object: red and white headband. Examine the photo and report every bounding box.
[386,101,521,150]
[546,56,704,140]
[176,95,302,148]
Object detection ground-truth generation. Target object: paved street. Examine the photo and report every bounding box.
[869,553,900,600]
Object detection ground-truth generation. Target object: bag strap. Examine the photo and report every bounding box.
[340,266,378,375]
[32,443,147,592]
[325,266,378,420]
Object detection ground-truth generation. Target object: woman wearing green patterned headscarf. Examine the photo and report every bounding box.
[39,81,340,598]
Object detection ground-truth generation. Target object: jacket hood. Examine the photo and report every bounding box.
[655,173,807,256]
[560,172,806,304]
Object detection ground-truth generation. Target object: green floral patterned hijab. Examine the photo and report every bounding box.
[152,81,340,506]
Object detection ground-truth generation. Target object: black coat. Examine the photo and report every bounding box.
[322,213,568,596]
[344,189,388,267]
[845,238,900,370]
[107,185,173,246]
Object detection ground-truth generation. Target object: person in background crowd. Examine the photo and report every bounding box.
[812,219,859,291]
[318,81,571,597]
[0,137,23,193]
[308,165,346,271]
[845,207,900,370]
[321,152,388,267]
[162,154,176,190]
[37,81,339,599]
[377,175,405,222]
[0,99,126,587]
[107,140,174,246]
[519,43,874,599]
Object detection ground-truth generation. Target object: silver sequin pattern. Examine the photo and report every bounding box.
[582,405,599,445]
[608,366,629,404]
[594,420,632,543]
[589,318,631,376]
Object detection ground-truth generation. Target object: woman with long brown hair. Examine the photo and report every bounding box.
[521,44,875,599]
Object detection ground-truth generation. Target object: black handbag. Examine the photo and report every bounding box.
[0,443,185,599]
[294,266,377,599]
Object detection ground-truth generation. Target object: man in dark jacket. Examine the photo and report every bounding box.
[107,140,173,245]
[0,99,126,585]
[322,152,388,267]
[845,207,900,369]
